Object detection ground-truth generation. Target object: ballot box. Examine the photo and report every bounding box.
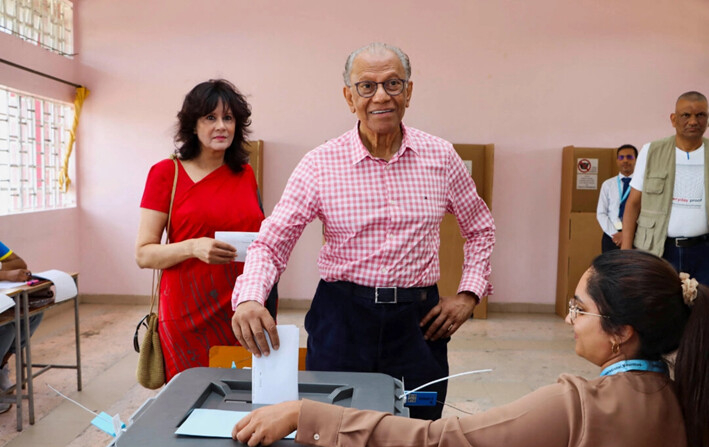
[113,367,408,446]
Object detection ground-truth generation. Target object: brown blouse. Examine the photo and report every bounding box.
[295,372,686,447]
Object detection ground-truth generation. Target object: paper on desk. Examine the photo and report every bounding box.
[0,281,26,293]
[252,324,299,404]
[214,231,259,262]
[33,270,77,303]
[175,408,295,439]
[0,294,14,313]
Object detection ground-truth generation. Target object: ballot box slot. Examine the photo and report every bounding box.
[297,383,345,394]
[221,379,252,391]
[217,379,252,403]
[175,383,223,428]
[327,386,354,404]
[298,383,354,406]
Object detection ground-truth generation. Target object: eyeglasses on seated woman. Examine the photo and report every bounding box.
[231,250,708,447]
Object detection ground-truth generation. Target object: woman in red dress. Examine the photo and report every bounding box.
[136,79,265,381]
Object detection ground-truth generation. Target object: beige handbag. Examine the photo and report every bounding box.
[135,157,178,389]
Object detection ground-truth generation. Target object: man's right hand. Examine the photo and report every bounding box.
[231,301,279,357]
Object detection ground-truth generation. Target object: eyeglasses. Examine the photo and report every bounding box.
[568,299,608,323]
[353,78,408,98]
[617,155,635,161]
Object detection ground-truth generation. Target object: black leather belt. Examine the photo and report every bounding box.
[667,234,709,248]
[336,281,436,303]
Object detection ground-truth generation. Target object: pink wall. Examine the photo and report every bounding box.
[4,0,709,306]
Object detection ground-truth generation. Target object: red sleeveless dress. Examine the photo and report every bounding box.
[141,159,263,381]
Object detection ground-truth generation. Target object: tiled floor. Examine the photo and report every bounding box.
[0,304,597,446]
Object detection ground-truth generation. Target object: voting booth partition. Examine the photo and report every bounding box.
[555,146,619,317]
[246,140,264,192]
[439,144,494,319]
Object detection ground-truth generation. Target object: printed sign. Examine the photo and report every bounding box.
[576,158,598,190]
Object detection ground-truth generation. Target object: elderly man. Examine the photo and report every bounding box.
[622,91,709,284]
[597,144,637,252]
[231,43,495,419]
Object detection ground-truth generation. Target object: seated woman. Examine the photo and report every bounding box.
[232,250,708,447]
[0,241,43,414]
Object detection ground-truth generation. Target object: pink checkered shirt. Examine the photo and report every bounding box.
[232,123,495,308]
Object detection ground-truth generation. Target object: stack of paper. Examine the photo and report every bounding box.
[0,294,14,313]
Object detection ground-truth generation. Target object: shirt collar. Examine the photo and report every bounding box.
[618,173,632,179]
[349,122,417,165]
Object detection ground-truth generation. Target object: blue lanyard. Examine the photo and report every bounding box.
[616,176,630,204]
[600,360,668,377]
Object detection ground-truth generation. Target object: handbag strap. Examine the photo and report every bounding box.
[149,156,179,315]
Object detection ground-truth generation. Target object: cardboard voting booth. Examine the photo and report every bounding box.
[113,368,407,446]
[438,143,494,319]
[246,140,264,192]
[556,145,619,317]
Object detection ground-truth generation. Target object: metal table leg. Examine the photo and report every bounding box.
[13,292,23,431]
[22,291,34,425]
[73,277,82,390]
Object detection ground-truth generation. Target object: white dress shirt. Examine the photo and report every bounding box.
[597,173,632,237]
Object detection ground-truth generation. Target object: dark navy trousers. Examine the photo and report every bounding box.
[663,238,709,286]
[304,280,449,420]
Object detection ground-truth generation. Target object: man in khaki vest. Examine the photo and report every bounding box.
[621,91,709,285]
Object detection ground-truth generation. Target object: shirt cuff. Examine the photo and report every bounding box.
[231,285,266,310]
[295,400,343,447]
[458,276,492,299]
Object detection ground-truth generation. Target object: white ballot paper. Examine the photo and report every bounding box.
[175,409,295,439]
[252,324,299,404]
[0,294,15,313]
[214,231,259,262]
[33,270,78,303]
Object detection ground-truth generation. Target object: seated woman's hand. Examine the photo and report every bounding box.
[1,268,31,282]
[232,401,301,446]
[191,237,237,264]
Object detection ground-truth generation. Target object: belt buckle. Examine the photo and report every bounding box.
[375,287,397,304]
[675,237,688,247]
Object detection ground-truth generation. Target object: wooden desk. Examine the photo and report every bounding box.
[0,273,80,431]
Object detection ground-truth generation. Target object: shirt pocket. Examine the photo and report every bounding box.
[644,174,667,195]
[635,213,657,250]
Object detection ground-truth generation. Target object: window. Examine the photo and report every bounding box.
[0,84,76,215]
[0,0,74,57]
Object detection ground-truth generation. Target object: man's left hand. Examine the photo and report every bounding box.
[420,291,477,341]
[611,232,623,246]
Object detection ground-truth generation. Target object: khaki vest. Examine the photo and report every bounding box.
[634,135,709,256]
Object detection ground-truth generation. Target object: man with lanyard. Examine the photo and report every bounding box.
[230,42,495,420]
[596,144,637,252]
[622,91,709,285]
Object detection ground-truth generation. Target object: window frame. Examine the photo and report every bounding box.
[0,84,76,216]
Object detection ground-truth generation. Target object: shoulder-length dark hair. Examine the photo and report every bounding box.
[586,250,708,446]
[174,79,251,173]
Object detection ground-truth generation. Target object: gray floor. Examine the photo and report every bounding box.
[0,303,597,446]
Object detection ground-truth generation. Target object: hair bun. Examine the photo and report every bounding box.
[679,272,698,307]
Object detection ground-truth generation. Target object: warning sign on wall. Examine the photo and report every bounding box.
[576,158,598,190]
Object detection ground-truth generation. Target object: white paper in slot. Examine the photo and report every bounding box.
[251,324,299,404]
